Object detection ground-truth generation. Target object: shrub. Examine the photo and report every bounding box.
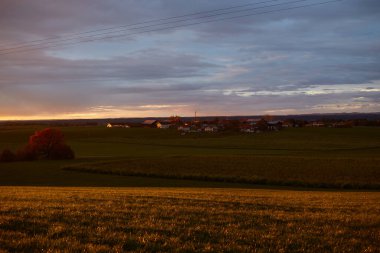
[16,145,37,161]
[49,144,75,160]
[0,149,16,162]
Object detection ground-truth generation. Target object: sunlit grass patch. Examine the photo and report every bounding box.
[0,187,379,252]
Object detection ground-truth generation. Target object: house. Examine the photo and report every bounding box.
[332,122,352,128]
[240,127,255,133]
[240,123,258,133]
[178,126,190,132]
[267,121,282,131]
[204,126,218,132]
[306,121,325,127]
[282,119,295,128]
[142,120,161,128]
[106,123,130,128]
[158,123,171,129]
[246,118,262,126]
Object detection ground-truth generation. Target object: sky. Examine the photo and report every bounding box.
[0,0,379,120]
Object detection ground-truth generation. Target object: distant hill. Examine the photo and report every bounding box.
[1,112,380,126]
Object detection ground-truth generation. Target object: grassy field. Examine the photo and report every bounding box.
[1,126,379,188]
[64,156,380,189]
[1,125,379,157]
[0,126,379,252]
[1,187,379,252]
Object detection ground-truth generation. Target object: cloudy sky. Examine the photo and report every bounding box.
[0,0,379,120]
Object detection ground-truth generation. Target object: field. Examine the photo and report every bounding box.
[0,126,379,188]
[1,187,379,252]
[1,125,379,252]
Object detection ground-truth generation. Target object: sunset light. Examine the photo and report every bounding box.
[1,0,379,121]
[0,1,379,252]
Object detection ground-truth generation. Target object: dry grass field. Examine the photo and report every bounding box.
[0,187,379,252]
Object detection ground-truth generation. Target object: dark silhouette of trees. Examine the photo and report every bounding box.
[169,115,182,125]
[256,119,269,131]
[224,120,241,131]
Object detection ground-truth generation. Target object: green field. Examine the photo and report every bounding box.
[1,126,379,189]
[1,187,379,252]
[1,126,380,252]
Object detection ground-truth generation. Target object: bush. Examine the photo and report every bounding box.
[16,145,37,161]
[49,144,75,160]
[0,149,16,162]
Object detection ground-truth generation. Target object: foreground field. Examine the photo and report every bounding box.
[0,187,379,252]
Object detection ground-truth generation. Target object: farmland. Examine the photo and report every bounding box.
[0,125,380,252]
[0,126,379,189]
[1,187,379,252]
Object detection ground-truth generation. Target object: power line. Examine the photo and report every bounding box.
[0,0,302,52]
[0,0,282,48]
[0,0,305,53]
[0,0,343,56]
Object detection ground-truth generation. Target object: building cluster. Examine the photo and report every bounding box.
[106,118,284,134]
[105,116,367,133]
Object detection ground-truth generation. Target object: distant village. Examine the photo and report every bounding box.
[2,113,379,129]
[105,115,367,134]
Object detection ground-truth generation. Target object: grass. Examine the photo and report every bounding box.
[1,126,379,189]
[1,126,380,158]
[0,159,259,188]
[64,155,380,189]
[0,126,379,252]
[0,187,379,252]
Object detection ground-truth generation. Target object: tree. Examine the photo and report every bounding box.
[256,119,268,131]
[27,128,74,160]
[263,114,274,121]
[169,115,182,125]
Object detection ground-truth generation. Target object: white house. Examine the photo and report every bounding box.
[204,126,218,132]
[106,123,130,128]
[158,124,171,129]
[178,126,190,132]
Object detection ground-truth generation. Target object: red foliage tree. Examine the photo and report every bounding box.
[27,128,74,160]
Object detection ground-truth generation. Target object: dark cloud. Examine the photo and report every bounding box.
[0,49,218,86]
[108,83,204,94]
[0,0,379,119]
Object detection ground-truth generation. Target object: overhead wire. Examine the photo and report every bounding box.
[1,0,303,53]
[0,0,282,48]
[0,0,343,56]
[0,0,305,53]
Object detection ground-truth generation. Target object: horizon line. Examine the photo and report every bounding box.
[1,111,380,122]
